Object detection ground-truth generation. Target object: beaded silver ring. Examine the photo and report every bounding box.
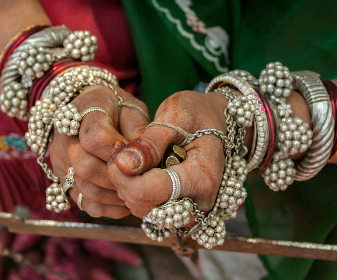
[62,167,76,194]
[81,106,108,118]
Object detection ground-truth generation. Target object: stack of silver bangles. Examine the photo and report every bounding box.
[255,63,331,190]
[0,26,99,120]
[142,65,334,249]
[253,62,313,191]
[142,74,265,249]
[213,62,332,191]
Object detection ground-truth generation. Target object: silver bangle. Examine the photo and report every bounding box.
[291,71,334,180]
[0,26,100,120]
[255,62,313,191]
[0,26,71,120]
[205,73,269,171]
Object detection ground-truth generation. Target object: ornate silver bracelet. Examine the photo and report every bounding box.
[0,26,98,120]
[256,62,313,191]
[205,73,269,171]
[291,71,334,180]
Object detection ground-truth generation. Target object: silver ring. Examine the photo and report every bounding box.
[81,107,109,118]
[163,169,181,204]
[77,193,83,210]
[62,167,76,194]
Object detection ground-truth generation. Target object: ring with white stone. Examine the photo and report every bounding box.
[163,169,181,205]
[77,193,84,210]
[62,167,76,195]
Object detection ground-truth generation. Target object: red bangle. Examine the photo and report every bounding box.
[254,90,275,173]
[322,80,337,160]
[28,60,88,109]
[0,25,50,76]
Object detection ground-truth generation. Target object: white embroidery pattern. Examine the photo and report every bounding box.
[151,0,229,72]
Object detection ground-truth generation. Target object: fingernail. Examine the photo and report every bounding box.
[108,141,126,164]
[118,148,143,171]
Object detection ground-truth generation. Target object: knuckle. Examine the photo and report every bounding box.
[126,186,151,206]
[85,203,104,218]
[77,184,96,201]
[73,162,97,182]
[79,123,115,153]
[110,208,130,219]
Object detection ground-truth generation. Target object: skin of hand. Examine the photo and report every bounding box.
[50,84,150,218]
[107,90,231,218]
[0,0,51,50]
[107,89,311,220]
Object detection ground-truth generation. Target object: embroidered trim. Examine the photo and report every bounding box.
[0,134,37,159]
[152,0,229,72]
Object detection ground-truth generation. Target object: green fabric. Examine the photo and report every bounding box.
[121,0,337,279]
[121,0,234,118]
[232,0,337,80]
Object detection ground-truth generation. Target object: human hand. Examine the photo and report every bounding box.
[107,90,243,218]
[50,84,150,218]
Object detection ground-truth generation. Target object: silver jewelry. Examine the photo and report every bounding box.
[62,167,76,194]
[163,169,181,204]
[255,62,313,191]
[54,105,109,136]
[26,66,119,213]
[16,45,54,81]
[258,62,293,97]
[63,30,98,62]
[291,71,334,180]
[54,103,82,136]
[77,193,84,210]
[26,66,118,153]
[81,107,109,118]
[228,69,256,82]
[0,26,100,120]
[142,85,249,249]
[45,182,70,213]
[0,26,72,120]
[45,167,75,212]
[206,73,269,171]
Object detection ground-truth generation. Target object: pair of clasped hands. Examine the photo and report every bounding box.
[49,84,235,219]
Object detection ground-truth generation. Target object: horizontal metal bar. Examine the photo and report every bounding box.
[1,212,337,261]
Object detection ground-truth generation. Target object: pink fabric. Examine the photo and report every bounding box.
[40,0,140,95]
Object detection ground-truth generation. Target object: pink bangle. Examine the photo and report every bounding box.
[255,90,275,173]
[28,60,87,109]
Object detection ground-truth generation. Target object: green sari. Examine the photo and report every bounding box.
[121,0,337,279]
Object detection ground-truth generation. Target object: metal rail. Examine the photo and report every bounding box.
[1,212,337,261]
